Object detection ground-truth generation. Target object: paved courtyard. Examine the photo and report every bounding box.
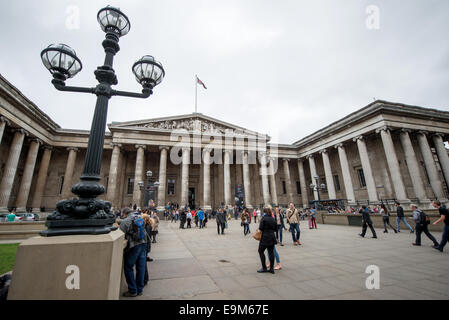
[123,219,449,300]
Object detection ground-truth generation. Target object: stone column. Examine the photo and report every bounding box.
[224,150,232,206]
[61,147,79,200]
[203,148,212,210]
[259,153,271,207]
[0,129,27,212]
[417,131,445,199]
[282,159,294,204]
[180,147,190,207]
[307,154,319,200]
[268,157,278,205]
[242,151,253,209]
[16,139,42,212]
[297,159,309,207]
[132,144,146,207]
[0,116,10,146]
[106,143,121,209]
[320,149,336,200]
[354,135,379,203]
[377,127,409,202]
[399,129,428,202]
[31,146,53,212]
[157,146,169,211]
[432,133,449,190]
[335,143,356,204]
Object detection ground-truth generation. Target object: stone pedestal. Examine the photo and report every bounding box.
[8,229,125,300]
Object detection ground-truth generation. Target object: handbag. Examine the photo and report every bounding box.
[253,229,262,241]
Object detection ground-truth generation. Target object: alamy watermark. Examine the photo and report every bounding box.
[366,5,380,30]
[65,264,80,290]
[65,5,81,30]
[365,265,380,290]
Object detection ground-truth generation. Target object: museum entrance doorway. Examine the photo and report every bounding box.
[188,187,195,209]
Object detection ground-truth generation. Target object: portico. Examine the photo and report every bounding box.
[1,73,449,213]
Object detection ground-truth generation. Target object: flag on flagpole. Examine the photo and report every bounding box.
[196,76,207,89]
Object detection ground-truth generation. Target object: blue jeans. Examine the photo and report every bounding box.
[267,245,280,263]
[290,223,300,242]
[124,243,147,294]
[439,225,449,251]
[276,225,283,243]
[397,216,413,232]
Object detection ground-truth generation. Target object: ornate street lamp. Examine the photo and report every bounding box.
[40,6,165,236]
[310,176,326,203]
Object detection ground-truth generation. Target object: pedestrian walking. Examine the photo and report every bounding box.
[274,206,285,246]
[310,207,317,229]
[395,202,414,233]
[216,208,226,235]
[286,202,301,246]
[241,208,251,236]
[150,212,159,243]
[411,204,439,248]
[257,207,277,274]
[432,200,449,252]
[198,208,204,229]
[186,210,192,228]
[358,205,377,238]
[253,208,257,223]
[380,204,397,233]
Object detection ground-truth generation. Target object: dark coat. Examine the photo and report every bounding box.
[216,211,226,224]
[360,208,372,224]
[397,206,404,218]
[258,214,277,246]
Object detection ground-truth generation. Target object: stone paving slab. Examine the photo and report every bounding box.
[122,218,448,300]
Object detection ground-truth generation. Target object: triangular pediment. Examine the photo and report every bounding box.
[108,113,269,139]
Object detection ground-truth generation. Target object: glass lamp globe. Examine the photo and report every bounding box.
[41,44,82,78]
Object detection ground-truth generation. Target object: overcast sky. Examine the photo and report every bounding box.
[1,0,448,144]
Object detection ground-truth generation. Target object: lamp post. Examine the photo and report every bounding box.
[140,170,160,209]
[39,6,165,236]
[310,176,326,208]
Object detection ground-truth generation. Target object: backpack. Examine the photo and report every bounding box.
[419,210,431,225]
[129,215,146,241]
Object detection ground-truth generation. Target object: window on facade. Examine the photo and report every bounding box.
[168,179,175,195]
[333,175,341,191]
[127,177,134,195]
[357,169,366,188]
[58,175,64,195]
[296,181,301,194]
[282,181,287,194]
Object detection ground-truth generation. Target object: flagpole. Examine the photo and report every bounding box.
[195,74,198,113]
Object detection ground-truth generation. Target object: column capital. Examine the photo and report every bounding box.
[135,144,146,150]
[42,145,53,151]
[334,143,345,149]
[67,147,79,152]
[29,138,43,145]
[319,149,328,154]
[417,130,429,136]
[400,128,412,134]
[431,132,445,139]
[282,158,290,162]
[111,142,122,149]
[224,149,233,155]
[181,146,191,152]
[159,145,170,151]
[12,128,28,136]
[306,154,314,160]
[0,116,10,126]
[375,125,390,134]
[353,135,364,142]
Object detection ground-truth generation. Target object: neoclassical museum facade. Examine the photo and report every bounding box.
[1,74,449,214]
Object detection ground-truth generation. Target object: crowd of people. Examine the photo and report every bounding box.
[113,202,160,298]
[357,201,448,253]
[114,197,448,294]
